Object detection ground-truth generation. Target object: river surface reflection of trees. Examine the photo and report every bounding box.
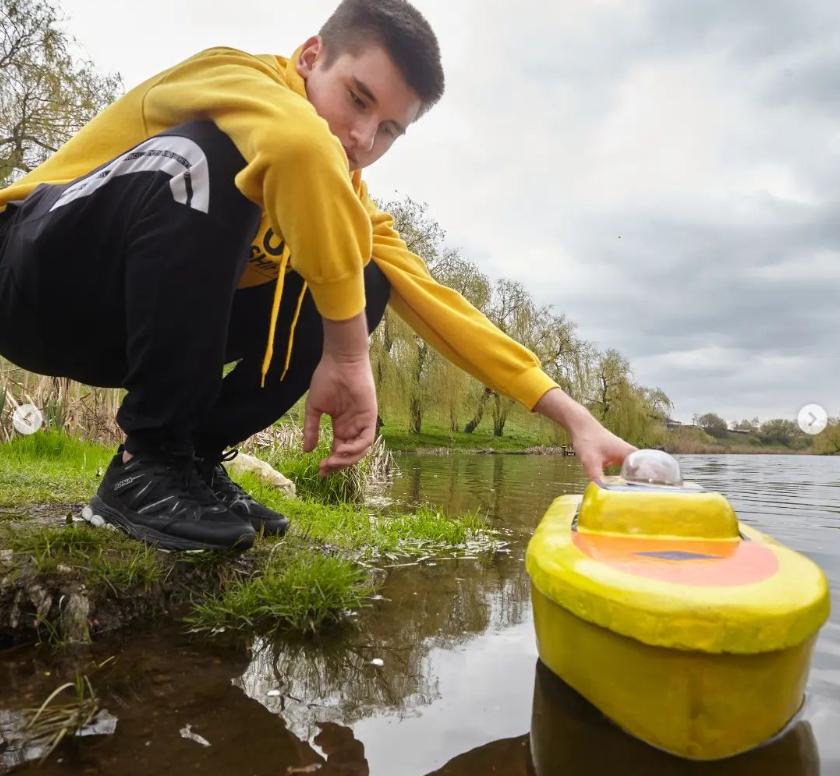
[236,552,531,740]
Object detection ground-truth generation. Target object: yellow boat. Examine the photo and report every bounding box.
[525,450,830,761]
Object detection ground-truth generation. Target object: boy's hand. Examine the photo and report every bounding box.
[303,312,377,476]
[533,387,636,481]
[569,418,637,481]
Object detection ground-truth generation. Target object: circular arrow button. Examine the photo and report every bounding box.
[797,403,828,435]
[12,403,44,435]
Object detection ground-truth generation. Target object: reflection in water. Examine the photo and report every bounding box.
[426,734,533,775]
[422,657,823,776]
[529,659,819,776]
[0,629,370,775]
[237,555,532,742]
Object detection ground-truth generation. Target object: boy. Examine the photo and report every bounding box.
[0,0,634,551]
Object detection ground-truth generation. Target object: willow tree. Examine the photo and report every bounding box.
[370,197,491,434]
[584,348,668,447]
[462,279,542,436]
[430,249,491,431]
[0,0,122,185]
[533,310,592,404]
[814,419,840,455]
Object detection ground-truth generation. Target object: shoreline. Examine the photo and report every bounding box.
[388,443,824,456]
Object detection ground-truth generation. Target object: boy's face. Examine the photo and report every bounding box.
[296,36,422,171]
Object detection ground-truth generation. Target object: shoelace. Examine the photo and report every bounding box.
[202,449,238,487]
[149,454,221,508]
[203,449,254,503]
[219,449,239,465]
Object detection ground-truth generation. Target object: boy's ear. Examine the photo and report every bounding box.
[296,35,324,79]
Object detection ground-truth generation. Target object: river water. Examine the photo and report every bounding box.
[1,453,838,775]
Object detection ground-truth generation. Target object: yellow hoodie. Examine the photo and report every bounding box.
[0,47,558,410]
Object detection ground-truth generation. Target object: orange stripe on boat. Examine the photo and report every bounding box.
[572,532,778,586]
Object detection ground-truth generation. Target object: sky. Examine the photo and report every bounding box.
[64,0,839,424]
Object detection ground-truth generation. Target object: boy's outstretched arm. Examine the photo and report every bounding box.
[533,388,636,481]
[302,312,378,476]
[358,186,637,480]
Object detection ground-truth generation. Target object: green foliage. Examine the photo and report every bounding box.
[184,499,494,636]
[185,547,373,635]
[229,472,492,558]
[663,422,813,454]
[697,412,728,438]
[0,426,105,462]
[269,440,364,503]
[381,421,556,451]
[813,419,840,455]
[1,431,506,645]
[585,349,669,447]
[0,0,122,185]
[732,417,760,433]
[261,428,377,503]
[380,504,486,547]
[0,429,112,505]
[371,197,492,435]
[3,522,162,591]
[759,418,804,447]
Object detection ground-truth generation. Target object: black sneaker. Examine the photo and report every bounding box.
[82,444,256,551]
[195,449,290,537]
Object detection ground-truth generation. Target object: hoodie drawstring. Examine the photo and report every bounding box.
[259,246,308,389]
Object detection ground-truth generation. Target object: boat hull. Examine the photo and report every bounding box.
[531,586,816,761]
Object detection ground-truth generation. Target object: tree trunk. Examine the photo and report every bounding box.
[408,339,427,435]
[491,393,508,437]
[464,388,493,434]
[409,399,422,434]
[449,406,459,433]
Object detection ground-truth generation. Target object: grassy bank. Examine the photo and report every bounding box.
[0,431,501,646]
[662,426,814,455]
[381,420,821,456]
[380,421,564,453]
[0,431,112,507]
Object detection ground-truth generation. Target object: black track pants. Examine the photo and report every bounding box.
[0,120,390,457]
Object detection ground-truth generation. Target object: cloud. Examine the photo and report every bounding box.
[66,0,840,422]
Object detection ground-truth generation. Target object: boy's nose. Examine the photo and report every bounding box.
[350,120,377,153]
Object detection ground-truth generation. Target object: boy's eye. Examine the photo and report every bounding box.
[349,90,365,108]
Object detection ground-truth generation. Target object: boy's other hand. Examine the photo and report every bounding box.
[303,312,377,476]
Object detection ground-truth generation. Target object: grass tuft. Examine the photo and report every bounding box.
[248,424,397,503]
[18,672,99,764]
[227,473,494,558]
[185,546,373,635]
[4,522,162,592]
[0,429,112,506]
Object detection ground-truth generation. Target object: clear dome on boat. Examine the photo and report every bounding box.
[620,449,683,487]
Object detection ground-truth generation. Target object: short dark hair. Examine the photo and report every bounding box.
[319,0,444,116]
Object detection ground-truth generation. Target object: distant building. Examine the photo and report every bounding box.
[665,418,698,430]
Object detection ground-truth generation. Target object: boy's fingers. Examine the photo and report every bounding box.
[323,448,365,471]
[319,437,373,476]
[303,404,321,452]
[333,435,371,461]
[319,455,357,476]
[579,453,603,482]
